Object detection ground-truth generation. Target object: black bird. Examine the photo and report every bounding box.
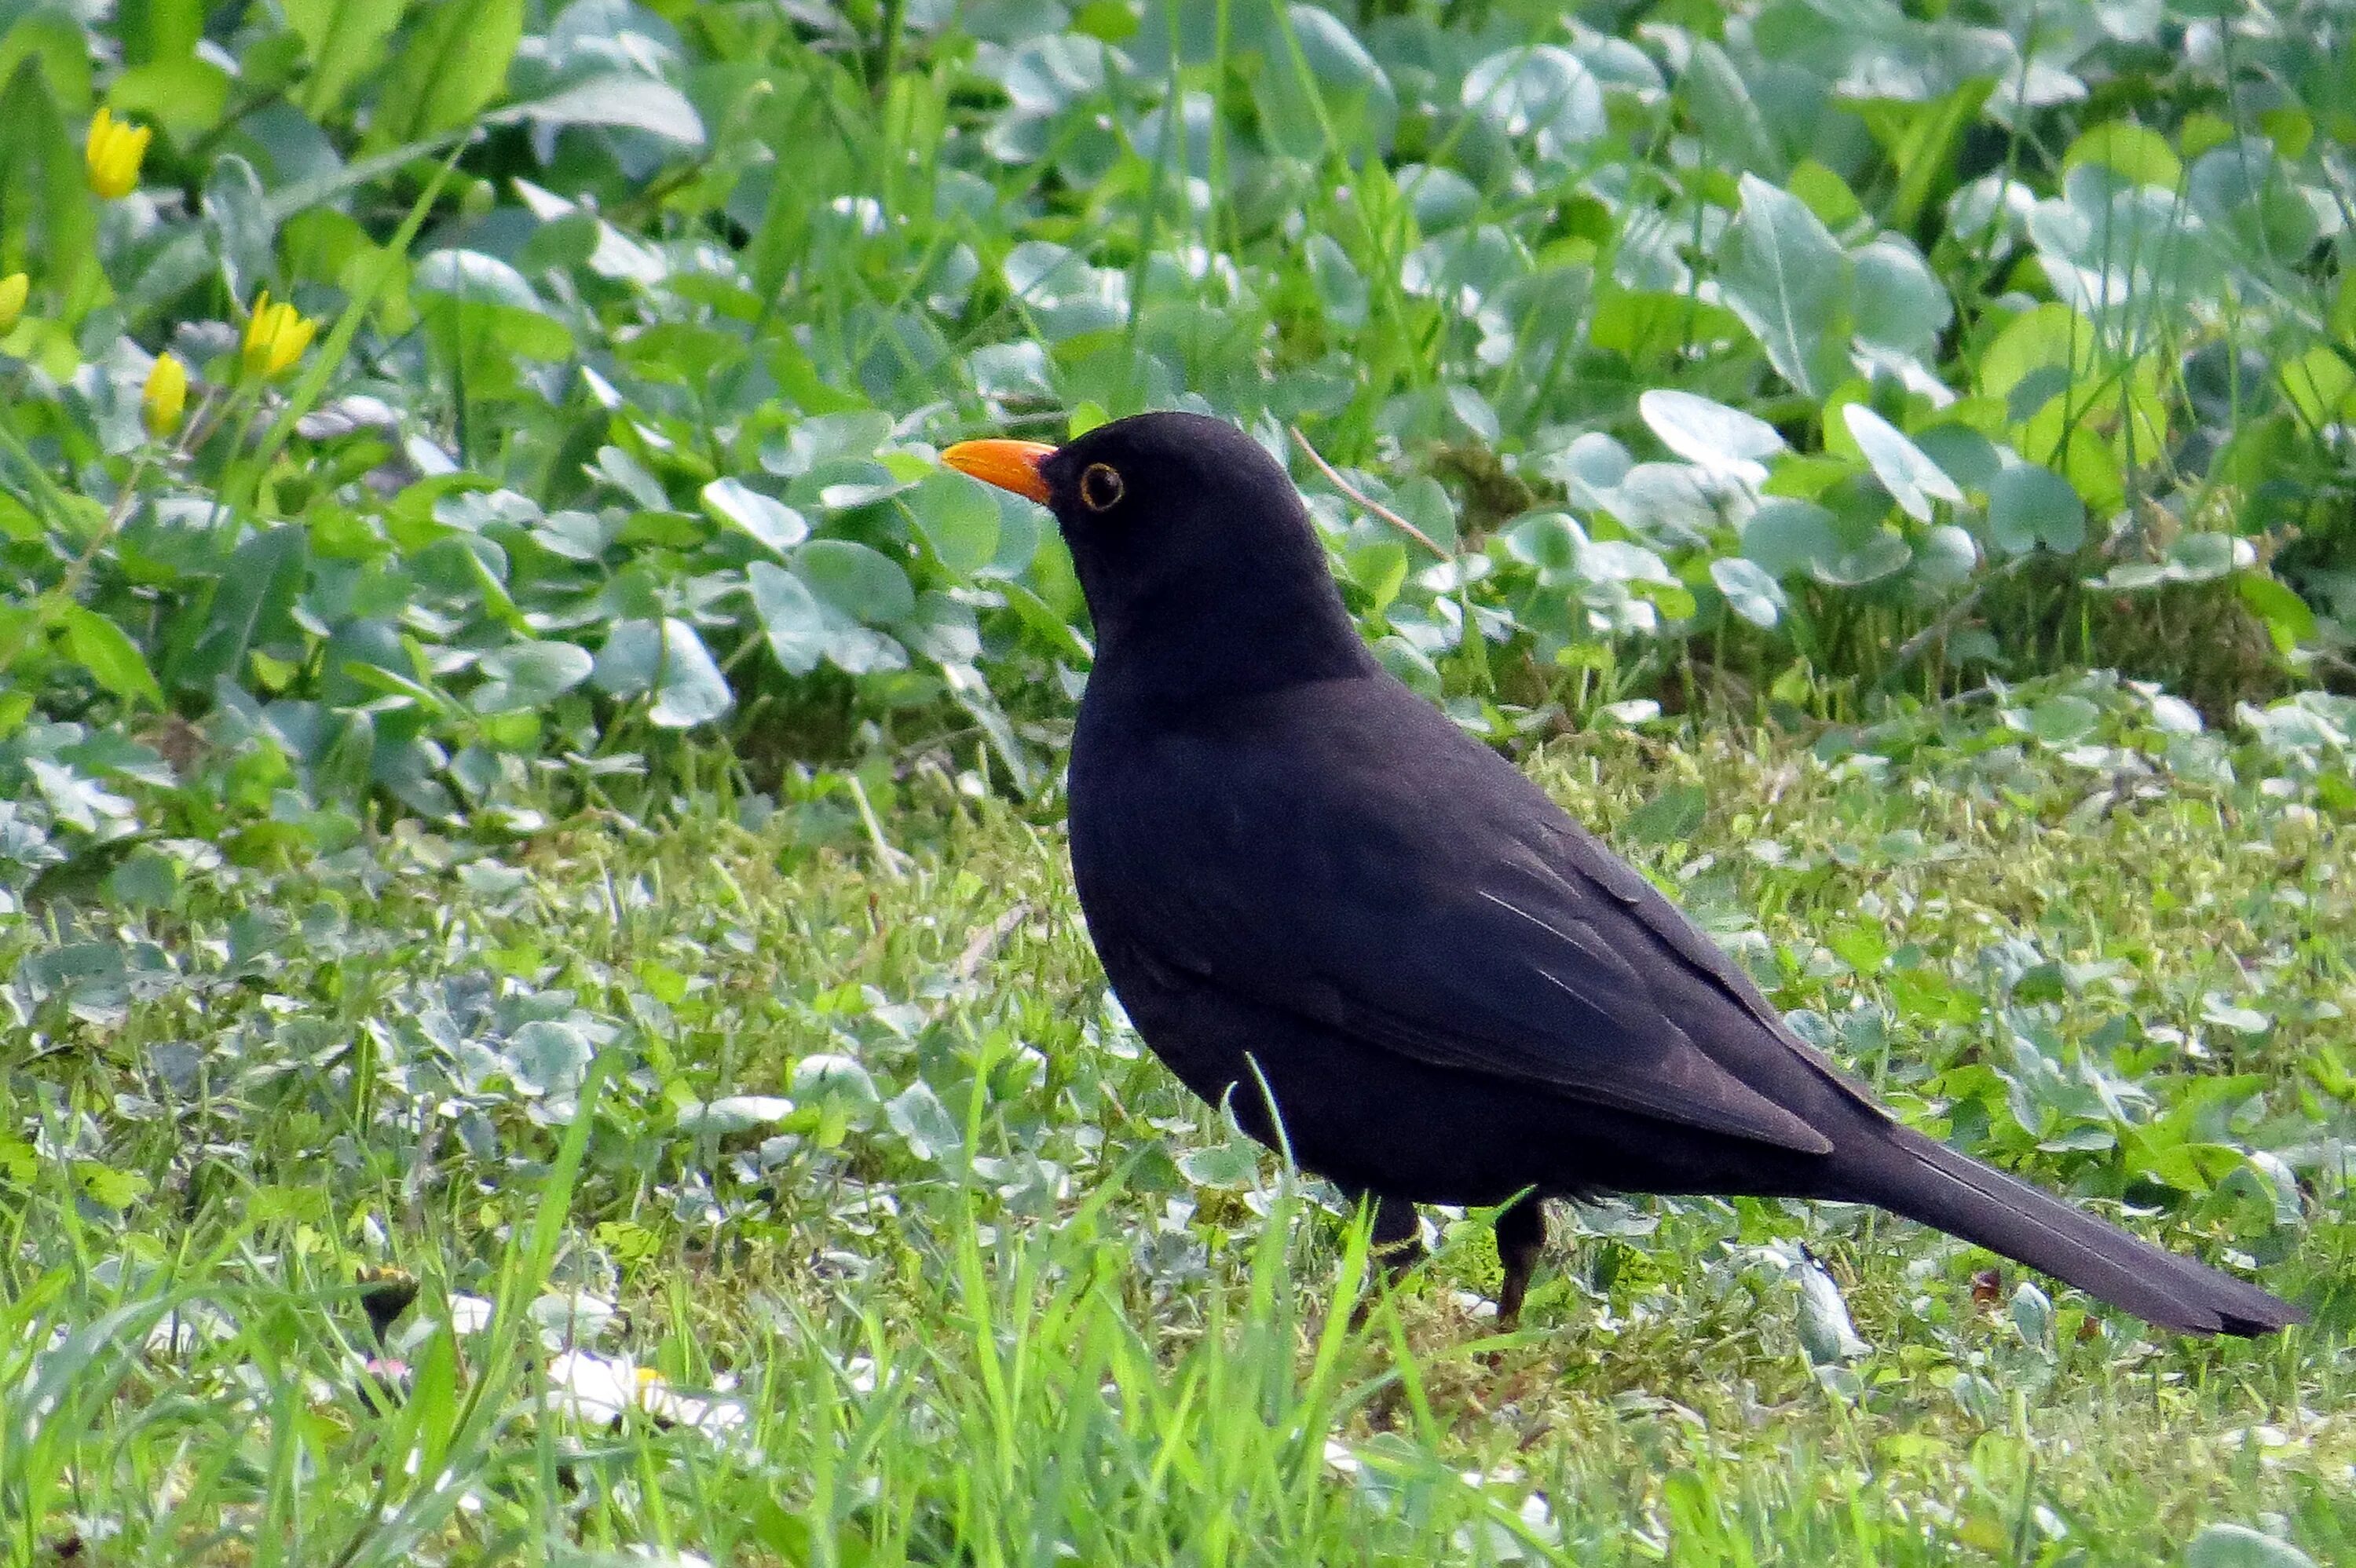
[943,412,2301,1338]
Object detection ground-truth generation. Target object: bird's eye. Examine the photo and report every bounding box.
[1079,463,1125,512]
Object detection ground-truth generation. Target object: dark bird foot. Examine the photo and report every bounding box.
[1493,1193,1546,1331]
[1489,1191,1546,1328]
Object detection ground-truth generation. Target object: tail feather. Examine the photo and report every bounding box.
[1856,1125,2301,1337]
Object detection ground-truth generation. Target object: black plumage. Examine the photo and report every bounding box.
[943,411,2300,1337]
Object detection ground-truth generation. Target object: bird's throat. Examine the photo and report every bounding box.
[1084,574,1376,711]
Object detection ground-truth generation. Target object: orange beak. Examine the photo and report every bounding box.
[942,438,1056,504]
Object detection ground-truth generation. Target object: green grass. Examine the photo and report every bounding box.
[4,712,2350,1563]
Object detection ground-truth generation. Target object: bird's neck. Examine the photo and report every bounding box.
[1085,573,1377,711]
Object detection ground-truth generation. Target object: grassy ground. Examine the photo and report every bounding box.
[3,710,2352,1564]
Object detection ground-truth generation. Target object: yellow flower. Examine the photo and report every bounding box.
[143,353,187,440]
[0,272,26,335]
[241,291,316,380]
[86,108,152,200]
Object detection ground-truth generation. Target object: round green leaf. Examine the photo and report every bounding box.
[1815,528,1912,587]
[1388,479,1458,558]
[414,248,547,314]
[2094,562,2169,591]
[115,54,233,141]
[746,561,828,676]
[899,590,982,666]
[2064,121,2182,190]
[701,478,809,556]
[1252,3,1396,161]
[1986,463,2087,554]
[415,250,574,360]
[794,458,914,514]
[1639,389,1785,483]
[760,411,896,479]
[676,1095,796,1135]
[1502,510,1585,572]
[1850,237,1951,357]
[1684,40,1780,176]
[791,1052,880,1106]
[1001,239,1128,339]
[474,639,594,713]
[589,445,671,512]
[886,1080,965,1164]
[1910,424,2001,492]
[510,75,707,146]
[1710,557,1785,627]
[2278,346,2356,427]
[1579,539,1674,585]
[797,539,916,623]
[593,618,734,729]
[748,561,909,677]
[1914,524,1980,587]
[1462,45,1604,155]
[905,472,1001,578]
[1977,303,2093,404]
[1843,404,1962,522]
[1741,499,1841,579]
[1626,783,1709,845]
[1444,383,1500,443]
[2190,140,2319,259]
[1396,164,1480,231]
[2025,694,2101,746]
[2183,1524,2318,1568]
[2164,532,2253,583]
[502,1019,591,1099]
[1178,1139,1260,1189]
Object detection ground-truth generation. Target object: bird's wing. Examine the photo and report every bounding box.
[1087,685,1848,1156]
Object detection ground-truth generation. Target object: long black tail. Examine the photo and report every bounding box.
[1850,1124,2301,1336]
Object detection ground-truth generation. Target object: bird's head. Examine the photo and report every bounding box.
[942,411,1286,550]
[942,411,1367,690]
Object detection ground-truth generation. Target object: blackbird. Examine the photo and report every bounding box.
[942,411,2300,1337]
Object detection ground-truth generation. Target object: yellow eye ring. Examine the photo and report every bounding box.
[1079,463,1125,512]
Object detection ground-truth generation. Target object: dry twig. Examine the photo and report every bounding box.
[1287,425,1450,558]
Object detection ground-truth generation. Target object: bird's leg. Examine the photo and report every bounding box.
[1370,1193,1425,1276]
[1493,1194,1546,1330]
[1346,1193,1425,1328]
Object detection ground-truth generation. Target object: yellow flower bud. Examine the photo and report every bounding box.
[241,291,318,381]
[86,108,152,201]
[143,353,188,440]
[0,272,26,335]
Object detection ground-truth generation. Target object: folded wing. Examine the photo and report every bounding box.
[1095,686,1861,1157]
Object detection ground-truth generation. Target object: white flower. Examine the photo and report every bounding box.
[544,1350,748,1441]
[638,1379,748,1437]
[547,1349,638,1423]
